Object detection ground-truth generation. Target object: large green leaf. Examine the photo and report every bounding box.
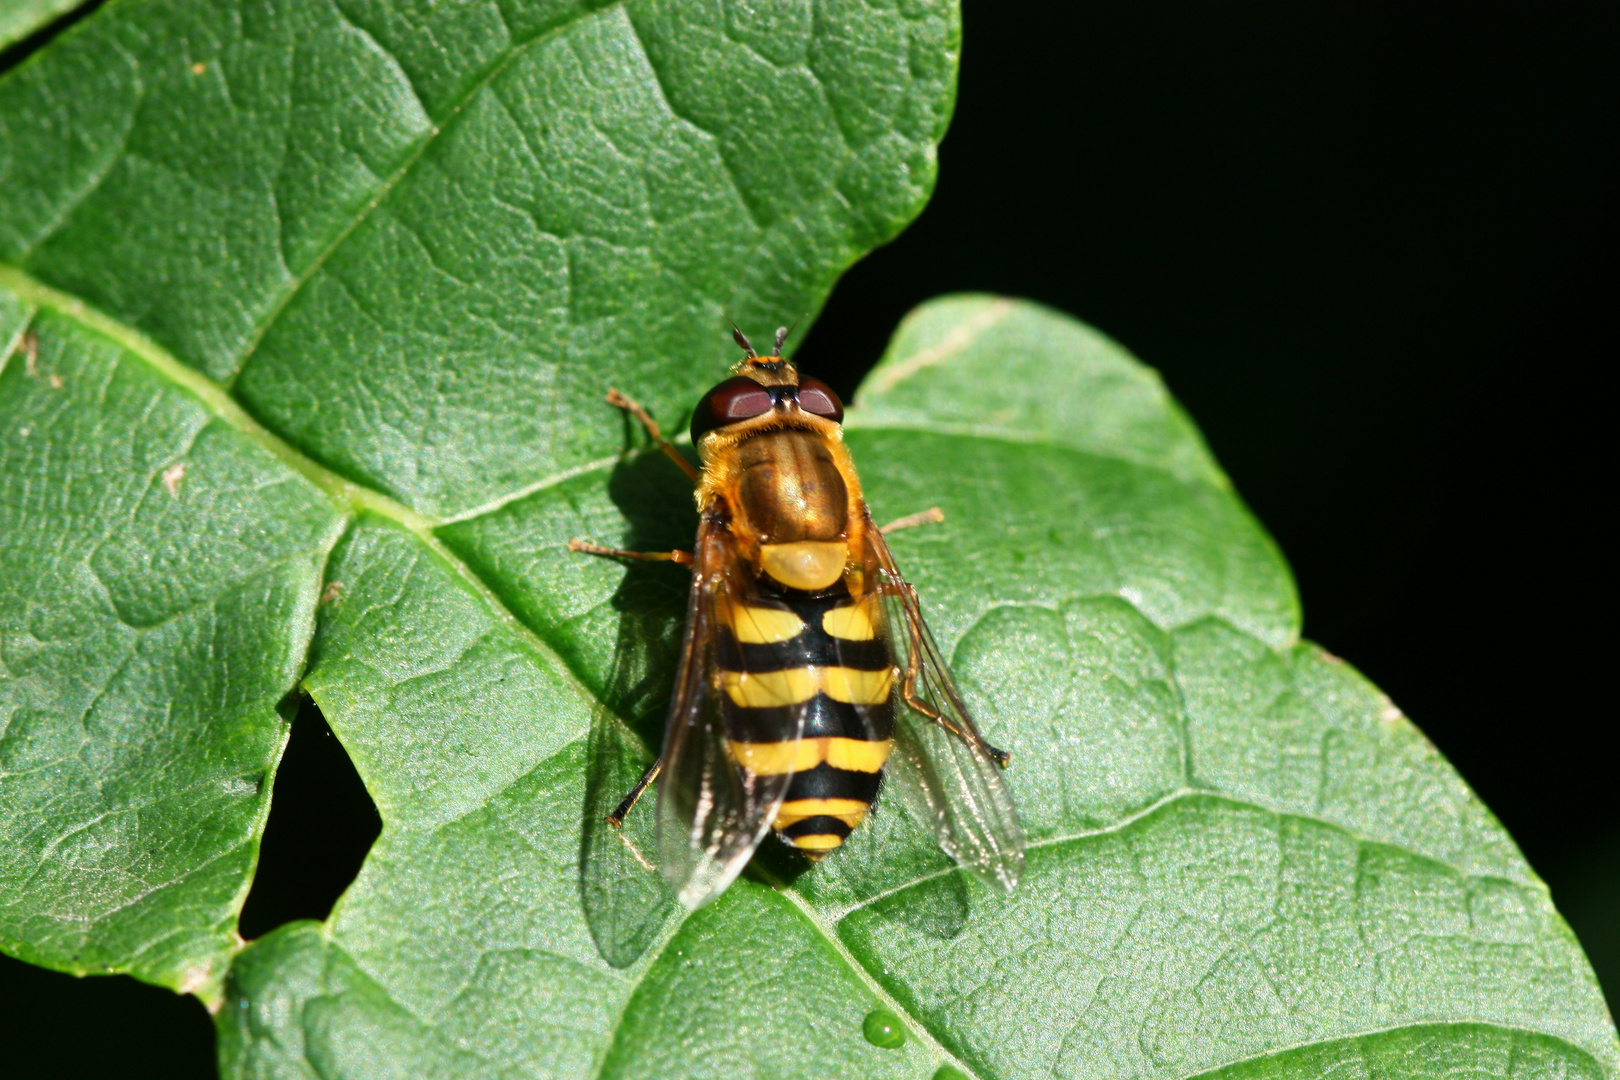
[1,0,957,1007]
[0,0,93,52]
[216,291,1616,1078]
[2,2,1615,1078]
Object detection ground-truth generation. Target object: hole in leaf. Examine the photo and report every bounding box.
[238,697,380,939]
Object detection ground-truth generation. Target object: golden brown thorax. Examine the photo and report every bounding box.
[735,430,848,544]
[696,357,867,592]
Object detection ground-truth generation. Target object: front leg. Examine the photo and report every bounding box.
[607,387,700,483]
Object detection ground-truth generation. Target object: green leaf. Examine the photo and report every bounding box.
[420,295,1619,1076]
[1,0,958,1008]
[2,3,1615,1079]
[0,0,91,52]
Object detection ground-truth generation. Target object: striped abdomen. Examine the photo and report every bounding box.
[720,585,894,855]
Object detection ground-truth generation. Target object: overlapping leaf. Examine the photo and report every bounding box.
[1,1,1615,1077]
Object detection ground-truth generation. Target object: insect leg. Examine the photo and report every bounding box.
[606,757,663,827]
[879,506,945,534]
[606,387,701,483]
[899,585,1012,767]
[567,539,694,566]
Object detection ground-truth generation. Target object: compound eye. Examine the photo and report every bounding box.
[795,377,844,423]
[691,376,774,442]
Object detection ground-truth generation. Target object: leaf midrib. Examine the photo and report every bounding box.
[0,266,436,533]
[4,266,1263,736]
[846,415,1229,490]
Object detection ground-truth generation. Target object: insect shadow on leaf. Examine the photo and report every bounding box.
[578,446,699,968]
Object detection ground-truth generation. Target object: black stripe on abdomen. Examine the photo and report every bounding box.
[780,815,854,842]
[720,630,890,672]
[782,762,883,804]
[723,692,893,743]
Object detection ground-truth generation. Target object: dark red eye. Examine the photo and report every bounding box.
[691,376,774,442]
[796,377,844,423]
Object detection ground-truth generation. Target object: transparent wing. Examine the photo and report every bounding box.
[654,512,807,908]
[848,511,1025,892]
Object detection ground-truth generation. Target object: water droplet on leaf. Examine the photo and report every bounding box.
[862,1007,905,1049]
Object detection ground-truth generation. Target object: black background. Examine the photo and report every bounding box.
[3,1,1615,1074]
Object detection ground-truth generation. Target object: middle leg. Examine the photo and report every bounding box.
[568,539,693,566]
[879,506,945,534]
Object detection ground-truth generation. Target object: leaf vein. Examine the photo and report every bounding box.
[16,36,146,256]
[762,869,987,1080]
[228,0,638,386]
[845,418,1218,486]
[1160,1021,1610,1080]
[621,13,769,234]
[834,788,1545,922]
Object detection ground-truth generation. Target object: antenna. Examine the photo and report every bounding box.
[774,317,802,356]
[730,323,756,358]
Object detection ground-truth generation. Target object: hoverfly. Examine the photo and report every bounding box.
[570,326,1024,909]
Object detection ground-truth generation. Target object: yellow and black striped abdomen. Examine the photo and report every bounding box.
[720,588,894,856]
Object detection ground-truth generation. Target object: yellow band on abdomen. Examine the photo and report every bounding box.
[722,668,819,708]
[726,604,806,644]
[821,600,878,641]
[788,833,846,851]
[819,665,894,705]
[721,666,896,708]
[774,798,871,831]
[727,737,893,776]
[825,737,891,773]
